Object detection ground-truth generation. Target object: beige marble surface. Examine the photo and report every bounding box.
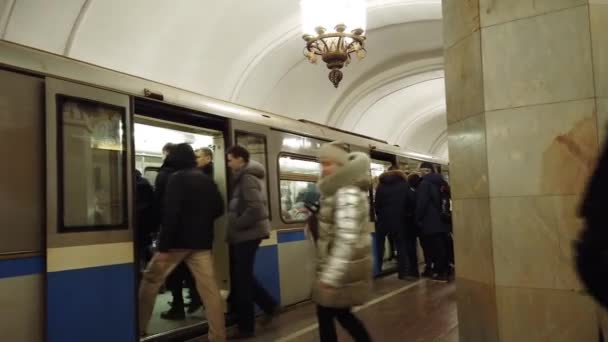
[453,198,495,285]
[496,286,598,342]
[485,99,597,198]
[598,98,608,146]
[479,0,588,28]
[599,306,608,341]
[491,195,584,290]
[442,0,480,49]
[481,5,594,111]
[456,278,499,342]
[445,31,485,124]
[448,113,489,199]
[591,4,608,98]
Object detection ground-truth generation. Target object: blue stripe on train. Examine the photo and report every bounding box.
[277,230,306,244]
[47,263,135,342]
[254,245,281,306]
[0,256,43,279]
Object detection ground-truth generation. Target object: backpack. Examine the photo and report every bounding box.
[434,182,452,225]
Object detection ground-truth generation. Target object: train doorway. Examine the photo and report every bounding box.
[133,100,230,341]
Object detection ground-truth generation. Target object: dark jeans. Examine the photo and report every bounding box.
[424,233,450,276]
[420,234,433,274]
[316,305,372,342]
[375,228,390,271]
[395,228,419,278]
[230,239,278,333]
[446,233,455,267]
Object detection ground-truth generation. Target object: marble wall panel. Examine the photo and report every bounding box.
[447,113,489,199]
[496,286,598,342]
[456,278,499,342]
[445,31,484,124]
[482,5,594,111]
[452,198,495,285]
[598,98,608,146]
[486,99,598,197]
[491,195,584,290]
[442,0,480,48]
[590,4,608,98]
[479,0,588,27]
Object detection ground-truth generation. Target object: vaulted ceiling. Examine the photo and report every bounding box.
[0,0,447,160]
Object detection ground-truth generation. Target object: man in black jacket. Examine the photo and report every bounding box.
[139,143,226,341]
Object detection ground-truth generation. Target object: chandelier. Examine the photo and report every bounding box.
[300,0,367,88]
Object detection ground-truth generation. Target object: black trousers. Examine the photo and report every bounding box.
[316,305,372,342]
[375,228,390,271]
[424,233,450,275]
[230,239,278,333]
[166,262,200,308]
[395,228,419,278]
[446,232,455,267]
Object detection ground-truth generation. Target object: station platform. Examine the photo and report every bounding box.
[193,276,458,342]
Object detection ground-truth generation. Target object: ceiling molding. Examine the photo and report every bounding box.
[0,0,17,39]
[429,129,448,155]
[64,0,93,56]
[350,77,445,132]
[391,102,446,143]
[327,53,444,128]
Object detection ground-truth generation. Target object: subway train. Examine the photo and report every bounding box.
[0,41,448,342]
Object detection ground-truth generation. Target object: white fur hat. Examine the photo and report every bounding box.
[318,141,349,165]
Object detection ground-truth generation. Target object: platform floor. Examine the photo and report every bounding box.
[195,275,458,341]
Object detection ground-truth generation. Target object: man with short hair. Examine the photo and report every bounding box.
[196,147,215,177]
[226,145,278,339]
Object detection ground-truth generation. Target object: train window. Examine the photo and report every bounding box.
[235,131,271,218]
[58,96,127,231]
[278,155,320,224]
[236,131,268,166]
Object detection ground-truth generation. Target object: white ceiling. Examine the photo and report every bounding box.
[0,0,447,160]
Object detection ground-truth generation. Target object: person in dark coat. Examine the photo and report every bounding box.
[154,142,200,319]
[403,173,421,278]
[135,169,155,271]
[139,143,226,340]
[375,165,416,278]
[416,162,451,282]
[154,142,177,222]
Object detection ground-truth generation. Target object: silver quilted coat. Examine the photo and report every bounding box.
[312,152,373,308]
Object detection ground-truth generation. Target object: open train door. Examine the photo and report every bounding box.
[45,78,136,342]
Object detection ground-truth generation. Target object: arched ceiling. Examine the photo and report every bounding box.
[0,0,447,160]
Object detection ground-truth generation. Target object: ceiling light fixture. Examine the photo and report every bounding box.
[300,0,367,88]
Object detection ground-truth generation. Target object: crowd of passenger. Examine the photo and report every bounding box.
[135,143,279,341]
[134,140,454,341]
[374,161,454,282]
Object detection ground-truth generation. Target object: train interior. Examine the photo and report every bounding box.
[133,115,229,339]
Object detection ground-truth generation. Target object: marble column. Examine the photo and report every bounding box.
[442,1,608,341]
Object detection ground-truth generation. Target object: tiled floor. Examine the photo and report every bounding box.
[193,275,458,342]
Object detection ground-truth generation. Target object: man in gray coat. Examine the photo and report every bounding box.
[226,145,278,339]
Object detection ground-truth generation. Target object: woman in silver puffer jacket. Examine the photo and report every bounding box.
[312,141,373,342]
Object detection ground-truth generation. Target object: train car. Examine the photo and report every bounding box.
[0,41,448,342]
